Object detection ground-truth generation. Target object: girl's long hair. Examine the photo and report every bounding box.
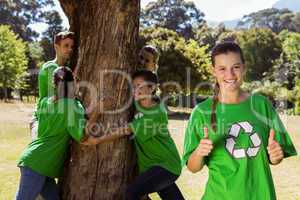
[210,42,245,132]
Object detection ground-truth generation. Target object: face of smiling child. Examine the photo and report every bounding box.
[213,51,246,93]
[132,77,155,102]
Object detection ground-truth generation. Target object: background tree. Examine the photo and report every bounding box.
[237,8,299,33]
[40,10,64,61]
[141,0,206,39]
[0,25,28,100]
[57,1,139,199]
[294,79,300,115]
[194,23,227,51]
[292,12,300,32]
[264,30,300,89]
[236,28,282,81]
[21,42,45,100]
[0,0,54,41]
[140,27,211,96]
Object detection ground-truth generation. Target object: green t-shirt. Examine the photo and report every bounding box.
[18,97,86,178]
[129,101,182,176]
[38,61,59,100]
[182,93,297,200]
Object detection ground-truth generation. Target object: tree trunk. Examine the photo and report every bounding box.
[58,1,140,199]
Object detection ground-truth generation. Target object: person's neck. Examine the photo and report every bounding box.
[218,89,248,104]
[54,56,67,66]
[139,98,156,108]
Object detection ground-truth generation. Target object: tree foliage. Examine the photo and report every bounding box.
[236,28,282,81]
[0,0,54,41]
[40,10,64,60]
[0,25,28,99]
[238,8,300,33]
[141,0,206,39]
[265,30,300,89]
[139,27,211,95]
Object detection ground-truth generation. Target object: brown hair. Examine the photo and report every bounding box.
[54,31,75,45]
[132,69,158,95]
[141,45,160,64]
[53,66,74,99]
[210,42,245,131]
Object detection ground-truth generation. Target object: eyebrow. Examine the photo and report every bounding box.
[232,63,242,65]
[216,63,242,68]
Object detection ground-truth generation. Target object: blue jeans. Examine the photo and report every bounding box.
[15,167,60,200]
[125,166,185,200]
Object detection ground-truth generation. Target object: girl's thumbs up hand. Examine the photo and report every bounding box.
[196,127,214,157]
[267,129,284,165]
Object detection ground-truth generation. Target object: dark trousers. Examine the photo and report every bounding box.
[125,166,185,200]
[15,167,59,200]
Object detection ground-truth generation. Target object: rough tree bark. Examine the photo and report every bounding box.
[58,1,140,199]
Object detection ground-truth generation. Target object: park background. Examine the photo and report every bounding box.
[0,0,299,199]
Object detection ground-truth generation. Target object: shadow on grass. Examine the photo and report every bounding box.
[168,111,190,120]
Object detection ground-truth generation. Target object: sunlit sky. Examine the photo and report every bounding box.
[31,0,279,34]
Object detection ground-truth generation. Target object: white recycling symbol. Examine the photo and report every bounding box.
[225,121,261,159]
[134,112,144,120]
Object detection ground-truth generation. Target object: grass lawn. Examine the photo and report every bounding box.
[0,102,299,200]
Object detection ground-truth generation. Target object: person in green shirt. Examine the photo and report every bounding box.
[31,31,76,140]
[16,67,129,200]
[125,70,184,200]
[39,31,76,99]
[182,42,297,200]
[137,45,162,104]
[138,45,160,73]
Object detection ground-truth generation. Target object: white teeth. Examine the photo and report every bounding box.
[224,80,236,83]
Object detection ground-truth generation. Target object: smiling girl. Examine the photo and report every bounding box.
[182,42,297,200]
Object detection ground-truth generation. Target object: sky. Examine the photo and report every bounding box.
[31,0,279,34]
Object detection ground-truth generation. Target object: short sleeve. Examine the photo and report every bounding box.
[266,99,297,158]
[65,100,86,142]
[182,107,204,166]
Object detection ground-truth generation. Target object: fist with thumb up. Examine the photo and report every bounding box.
[267,129,284,165]
[196,127,214,157]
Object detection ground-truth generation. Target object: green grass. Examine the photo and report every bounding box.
[0,123,30,199]
[0,102,300,200]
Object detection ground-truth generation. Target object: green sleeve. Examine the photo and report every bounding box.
[266,99,297,158]
[182,108,203,167]
[38,67,48,99]
[66,100,86,142]
[32,97,44,121]
[33,97,47,121]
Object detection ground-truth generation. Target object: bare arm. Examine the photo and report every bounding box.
[80,126,132,146]
[187,147,207,173]
[187,127,213,173]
